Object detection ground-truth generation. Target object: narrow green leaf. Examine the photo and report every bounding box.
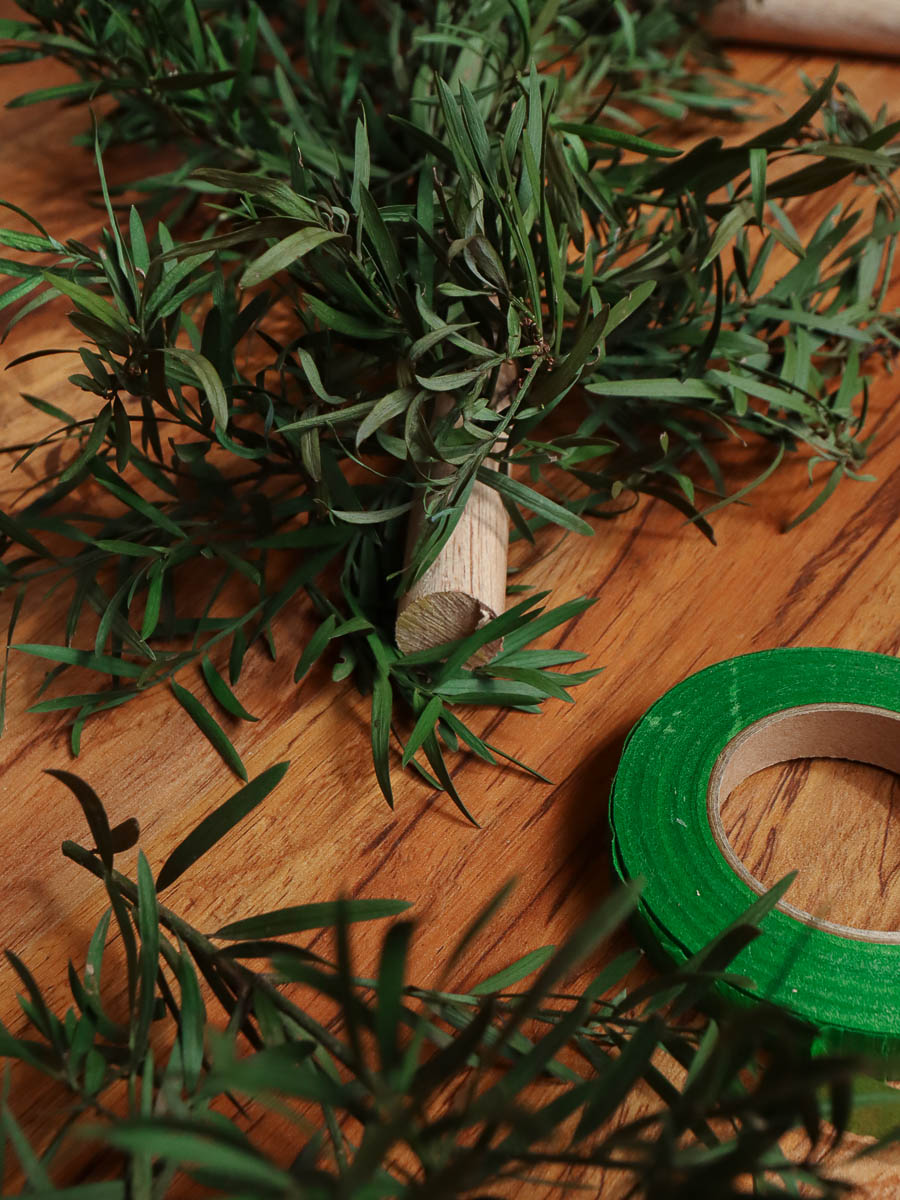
[101,1125,293,1192]
[375,921,414,1072]
[0,511,54,559]
[422,730,479,826]
[358,187,402,289]
[0,587,24,737]
[784,464,845,531]
[576,1020,661,1137]
[171,680,248,780]
[60,403,112,484]
[7,80,98,108]
[702,200,754,269]
[134,853,159,1058]
[486,663,575,703]
[553,120,680,158]
[604,281,655,334]
[415,364,494,391]
[371,668,394,807]
[305,295,397,339]
[355,387,416,447]
[294,614,337,683]
[350,114,370,211]
[215,897,411,940]
[240,227,341,288]
[459,83,491,168]
[166,348,229,431]
[0,1104,52,1189]
[93,465,185,537]
[6,950,61,1049]
[749,146,767,226]
[141,564,163,641]
[435,675,547,707]
[401,696,444,768]
[156,762,289,890]
[584,377,719,401]
[200,655,258,722]
[477,468,592,535]
[42,272,131,334]
[111,396,131,472]
[471,945,556,995]
[45,769,113,871]
[176,942,206,1093]
[129,206,150,274]
[331,502,412,525]
[12,643,146,679]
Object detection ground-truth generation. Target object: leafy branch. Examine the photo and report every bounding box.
[0,766,877,1198]
[0,1,897,808]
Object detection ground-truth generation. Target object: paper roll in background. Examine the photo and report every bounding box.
[708,0,900,58]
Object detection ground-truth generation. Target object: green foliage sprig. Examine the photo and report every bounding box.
[0,0,898,808]
[0,765,872,1198]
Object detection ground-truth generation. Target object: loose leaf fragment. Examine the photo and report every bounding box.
[156,761,290,890]
[171,681,248,781]
[200,655,258,722]
[45,768,114,871]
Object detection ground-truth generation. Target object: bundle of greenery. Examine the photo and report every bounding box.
[0,0,896,809]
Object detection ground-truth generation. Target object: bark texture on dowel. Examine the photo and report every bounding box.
[395,363,517,663]
[706,0,900,57]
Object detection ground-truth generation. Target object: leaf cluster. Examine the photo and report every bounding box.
[0,767,875,1198]
[0,1,897,802]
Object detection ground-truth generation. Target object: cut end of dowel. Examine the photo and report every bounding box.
[395,473,509,666]
[396,590,502,666]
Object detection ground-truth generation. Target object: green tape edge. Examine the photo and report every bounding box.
[610,647,900,1074]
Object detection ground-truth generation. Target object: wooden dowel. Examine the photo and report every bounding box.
[706,0,900,58]
[395,364,516,663]
[395,470,508,663]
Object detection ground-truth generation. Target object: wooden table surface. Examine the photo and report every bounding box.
[0,23,898,1198]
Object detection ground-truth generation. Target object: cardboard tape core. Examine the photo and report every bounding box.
[709,703,900,943]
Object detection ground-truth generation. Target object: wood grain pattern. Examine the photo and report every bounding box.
[723,760,900,931]
[0,23,898,1196]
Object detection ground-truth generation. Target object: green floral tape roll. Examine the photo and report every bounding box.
[610,647,900,1059]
